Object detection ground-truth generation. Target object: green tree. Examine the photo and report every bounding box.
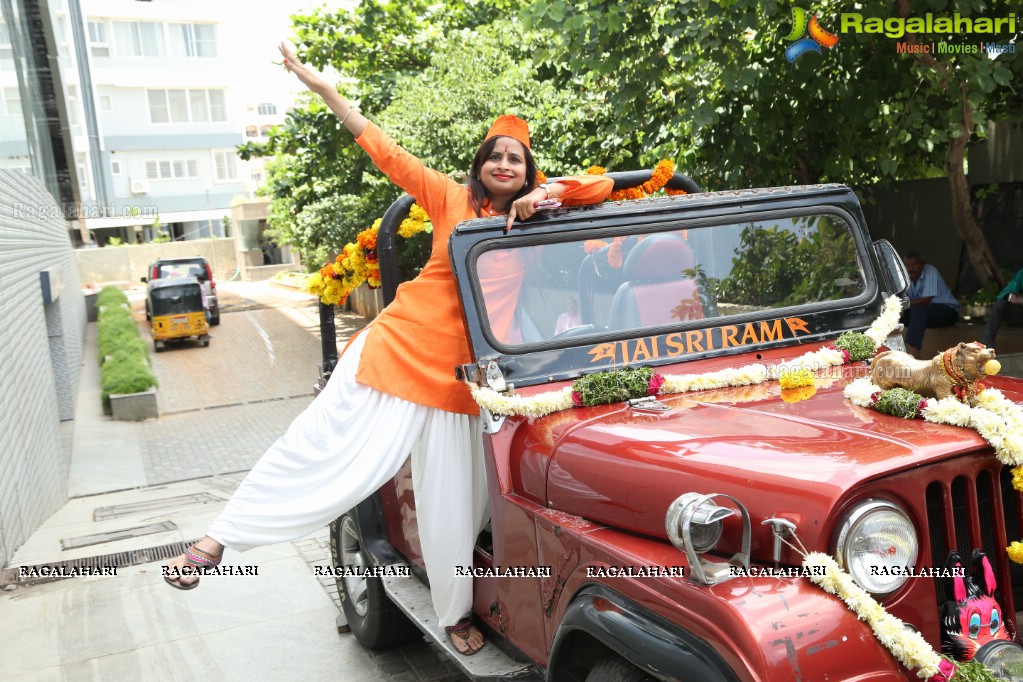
[522,0,1021,285]
[242,2,603,270]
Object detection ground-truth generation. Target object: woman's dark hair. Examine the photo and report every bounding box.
[466,136,537,216]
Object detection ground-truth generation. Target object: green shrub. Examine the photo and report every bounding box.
[101,350,158,409]
[95,286,157,410]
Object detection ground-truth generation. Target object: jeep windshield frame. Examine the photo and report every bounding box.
[449,185,894,390]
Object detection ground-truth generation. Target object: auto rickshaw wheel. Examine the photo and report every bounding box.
[331,513,418,649]
[201,335,210,347]
[154,339,164,353]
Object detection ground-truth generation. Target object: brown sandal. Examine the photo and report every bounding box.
[445,616,484,655]
[164,544,223,591]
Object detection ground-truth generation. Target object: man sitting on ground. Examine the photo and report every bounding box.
[902,251,960,358]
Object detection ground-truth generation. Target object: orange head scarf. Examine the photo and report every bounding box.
[484,114,530,150]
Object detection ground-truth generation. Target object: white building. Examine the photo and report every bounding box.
[30,0,316,246]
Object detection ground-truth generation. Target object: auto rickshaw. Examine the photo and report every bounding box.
[147,277,210,351]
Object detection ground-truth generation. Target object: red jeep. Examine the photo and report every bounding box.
[323,176,1023,680]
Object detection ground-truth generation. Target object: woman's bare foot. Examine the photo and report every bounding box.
[163,536,224,590]
[446,618,484,655]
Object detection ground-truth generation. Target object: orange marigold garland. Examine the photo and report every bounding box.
[607,237,626,269]
[588,159,678,201]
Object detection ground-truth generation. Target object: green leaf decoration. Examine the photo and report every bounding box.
[834,332,878,362]
[572,367,655,407]
[874,388,925,419]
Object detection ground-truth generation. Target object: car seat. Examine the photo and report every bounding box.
[607,234,704,330]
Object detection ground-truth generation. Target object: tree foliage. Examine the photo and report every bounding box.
[522,0,1021,284]
[249,0,1020,286]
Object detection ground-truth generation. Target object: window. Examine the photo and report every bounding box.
[144,158,199,180]
[475,215,866,348]
[245,126,258,138]
[113,21,165,57]
[170,23,216,58]
[88,21,110,58]
[66,84,81,127]
[76,152,92,198]
[147,89,227,123]
[55,15,70,57]
[0,22,14,72]
[111,159,122,175]
[213,150,237,181]
[2,86,21,116]
[259,125,273,137]
[256,102,276,115]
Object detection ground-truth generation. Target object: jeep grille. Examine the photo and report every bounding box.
[925,462,1023,620]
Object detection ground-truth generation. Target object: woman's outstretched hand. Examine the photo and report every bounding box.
[505,188,550,233]
[279,42,330,95]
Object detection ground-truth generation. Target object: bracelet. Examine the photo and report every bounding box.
[341,106,355,125]
[539,183,556,199]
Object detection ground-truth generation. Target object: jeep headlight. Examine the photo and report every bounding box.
[834,500,918,596]
[666,492,751,585]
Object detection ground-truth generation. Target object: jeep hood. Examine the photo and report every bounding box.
[544,374,1023,556]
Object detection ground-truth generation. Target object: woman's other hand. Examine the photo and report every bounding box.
[279,42,330,96]
[505,187,550,233]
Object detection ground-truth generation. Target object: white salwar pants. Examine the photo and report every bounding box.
[207,330,490,627]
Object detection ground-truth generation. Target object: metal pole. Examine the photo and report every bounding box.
[205,187,218,277]
[315,301,338,395]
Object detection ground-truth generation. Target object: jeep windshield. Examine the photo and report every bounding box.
[450,187,894,388]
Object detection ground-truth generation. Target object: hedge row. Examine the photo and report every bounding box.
[96,287,158,410]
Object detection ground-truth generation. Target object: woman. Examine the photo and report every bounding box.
[162,42,613,656]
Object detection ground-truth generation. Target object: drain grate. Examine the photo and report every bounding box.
[1,538,202,587]
[62,521,178,550]
[93,492,223,520]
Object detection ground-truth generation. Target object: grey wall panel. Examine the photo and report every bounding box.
[0,169,85,566]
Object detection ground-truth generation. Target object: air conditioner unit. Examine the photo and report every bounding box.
[130,178,149,195]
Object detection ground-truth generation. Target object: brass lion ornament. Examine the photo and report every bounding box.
[871,342,998,404]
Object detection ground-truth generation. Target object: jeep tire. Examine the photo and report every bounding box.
[586,656,656,682]
[331,513,418,649]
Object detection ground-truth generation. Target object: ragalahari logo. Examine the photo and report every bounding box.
[784,7,840,62]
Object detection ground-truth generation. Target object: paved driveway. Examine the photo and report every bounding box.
[130,281,465,681]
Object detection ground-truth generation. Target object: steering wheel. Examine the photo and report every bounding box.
[549,324,600,341]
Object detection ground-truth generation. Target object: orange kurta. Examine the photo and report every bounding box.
[355,122,613,414]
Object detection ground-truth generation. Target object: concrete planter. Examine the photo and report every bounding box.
[83,291,98,322]
[349,286,385,320]
[109,387,158,421]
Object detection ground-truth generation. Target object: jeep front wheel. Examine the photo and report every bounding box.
[331,513,418,649]
[586,656,656,682]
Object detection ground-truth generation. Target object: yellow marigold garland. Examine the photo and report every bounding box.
[307,204,430,305]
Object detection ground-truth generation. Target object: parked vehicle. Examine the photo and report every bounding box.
[142,256,219,325]
[147,277,210,352]
[324,177,1023,680]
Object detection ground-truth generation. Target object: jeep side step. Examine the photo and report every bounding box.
[381,571,539,681]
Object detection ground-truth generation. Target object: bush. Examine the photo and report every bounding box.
[96,287,157,410]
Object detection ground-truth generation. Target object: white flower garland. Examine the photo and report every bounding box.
[472,295,904,418]
[802,552,949,680]
[844,378,1023,467]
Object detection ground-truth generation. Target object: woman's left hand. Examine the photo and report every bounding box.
[505,188,549,233]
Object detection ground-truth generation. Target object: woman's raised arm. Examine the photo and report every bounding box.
[279,42,368,138]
